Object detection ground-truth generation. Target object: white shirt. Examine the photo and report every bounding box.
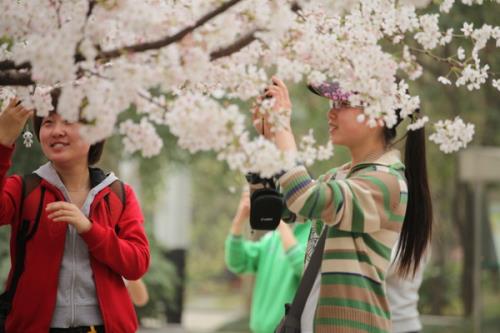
[386,245,427,333]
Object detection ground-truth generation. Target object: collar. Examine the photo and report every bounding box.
[34,162,118,201]
[344,149,404,177]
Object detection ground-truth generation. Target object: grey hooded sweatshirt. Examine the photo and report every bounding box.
[34,162,118,328]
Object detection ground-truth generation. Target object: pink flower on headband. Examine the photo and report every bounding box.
[308,82,353,101]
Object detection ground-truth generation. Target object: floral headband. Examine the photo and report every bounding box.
[307,82,353,102]
[307,81,421,129]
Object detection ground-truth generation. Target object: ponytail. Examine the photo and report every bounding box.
[395,124,433,278]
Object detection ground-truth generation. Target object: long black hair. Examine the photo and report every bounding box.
[385,110,433,278]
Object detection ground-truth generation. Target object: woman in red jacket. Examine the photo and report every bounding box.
[0,97,150,333]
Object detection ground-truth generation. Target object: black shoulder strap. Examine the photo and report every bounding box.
[109,180,125,206]
[105,180,126,235]
[23,174,42,200]
[284,226,327,321]
[14,174,41,223]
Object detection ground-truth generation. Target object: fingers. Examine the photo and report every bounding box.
[253,117,264,134]
[46,201,77,213]
[5,98,33,120]
[272,76,287,93]
[272,76,290,98]
[266,86,280,95]
[46,202,82,225]
[6,97,19,109]
[263,77,290,110]
[47,209,76,222]
[266,86,283,101]
[15,106,33,121]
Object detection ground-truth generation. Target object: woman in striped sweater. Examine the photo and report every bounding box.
[253,77,432,333]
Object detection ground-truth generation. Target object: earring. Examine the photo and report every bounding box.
[22,125,34,148]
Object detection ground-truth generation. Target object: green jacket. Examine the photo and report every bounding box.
[225,222,311,333]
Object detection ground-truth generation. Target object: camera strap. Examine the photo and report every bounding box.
[282,226,327,324]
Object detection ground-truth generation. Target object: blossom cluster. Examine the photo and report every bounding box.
[297,129,334,166]
[119,118,163,158]
[429,117,475,153]
[0,0,498,176]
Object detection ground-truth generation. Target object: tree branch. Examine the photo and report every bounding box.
[87,0,97,18]
[0,28,260,86]
[97,0,244,62]
[291,1,302,13]
[0,60,31,71]
[210,30,258,61]
[0,71,34,86]
[0,0,247,87]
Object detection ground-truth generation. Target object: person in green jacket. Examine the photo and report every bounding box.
[225,189,311,333]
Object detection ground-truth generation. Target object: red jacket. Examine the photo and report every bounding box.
[0,144,150,333]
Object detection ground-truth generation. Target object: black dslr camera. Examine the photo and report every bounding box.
[245,173,296,230]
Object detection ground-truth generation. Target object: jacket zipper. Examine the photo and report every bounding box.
[70,226,76,325]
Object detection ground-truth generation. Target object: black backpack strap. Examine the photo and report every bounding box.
[109,180,125,206]
[1,174,43,303]
[0,174,43,331]
[22,174,42,201]
[22,174,43,240]
[280,226,328,327]
[104,180,126,235]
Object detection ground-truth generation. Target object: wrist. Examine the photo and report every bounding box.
[275,130,297,152]
[277,221,288,231]
[76,218,92,234]
[235,209,249,221]
[230,224,243,236]
[0,136,16,147]
[231,215,247,234]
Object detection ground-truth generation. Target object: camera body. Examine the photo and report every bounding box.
[246,173,296,230]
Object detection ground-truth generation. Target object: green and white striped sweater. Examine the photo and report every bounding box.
[278,150,408,333]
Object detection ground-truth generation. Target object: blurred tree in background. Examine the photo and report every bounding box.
[410,2,500,318]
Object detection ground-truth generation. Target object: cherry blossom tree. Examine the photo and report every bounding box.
[0,0,498,176]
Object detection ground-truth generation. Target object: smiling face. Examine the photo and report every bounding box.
[327,104,384,149]
[39,113,90,167]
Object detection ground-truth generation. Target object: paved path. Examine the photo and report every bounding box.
[138,295,245,333]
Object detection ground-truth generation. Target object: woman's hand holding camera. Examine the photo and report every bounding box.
[252,77,297,152]
[0,98,33,147]
[265,76,292,115]
[252,77,293,140]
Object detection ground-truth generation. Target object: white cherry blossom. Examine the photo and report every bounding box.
[0,0,499,174]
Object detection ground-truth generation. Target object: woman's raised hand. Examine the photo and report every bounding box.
[0,98,34,147]
[266,76,292,115]
[236,189,251,221]
[251,95,274,139]
[252,76,292,140]
[230,188,251,236]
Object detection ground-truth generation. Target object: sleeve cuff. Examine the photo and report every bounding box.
[278,165,311,196]
[80,220,108,249]
[285,243,299,255]
[227,234,244,242]
[287,242,306,258]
